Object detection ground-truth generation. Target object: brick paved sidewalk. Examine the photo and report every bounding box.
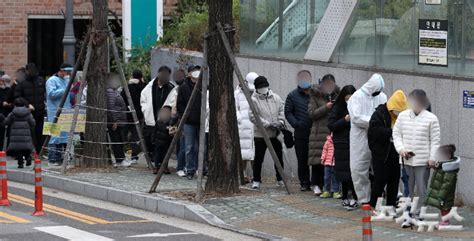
[8,159,474,241]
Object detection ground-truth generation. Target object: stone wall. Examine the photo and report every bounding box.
[151,47,474,206]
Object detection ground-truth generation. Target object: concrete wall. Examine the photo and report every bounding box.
[151,48,474,206]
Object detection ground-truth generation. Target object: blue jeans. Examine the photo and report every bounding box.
[184,124,199,174]
[401,167,410,197]
[48,143,66,163]
[323,166,340,193]
[176,134,186,171]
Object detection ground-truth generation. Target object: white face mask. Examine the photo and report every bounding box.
[256,87,269,95]
[64,75,71,81]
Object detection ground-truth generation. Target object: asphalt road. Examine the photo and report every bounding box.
[0,182,260,241]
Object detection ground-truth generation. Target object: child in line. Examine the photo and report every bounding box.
[3,98,36,168]
[152,107,174,174]
[425,144,460,225]
[320,134,342,199]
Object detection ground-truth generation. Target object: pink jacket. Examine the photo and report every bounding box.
[321,135,335,166]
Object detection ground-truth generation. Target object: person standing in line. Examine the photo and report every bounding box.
[45,63,74,166]
[140,66,175,172]
[368,90,407,208]
[121,70,146,164]
[0,75,12,150]
[308,74,340,195]
[249,76,286,189]
[235,72,258,183]
[177,70,203,180]
[152,107,173,174]
[14,63,46,154]
[328,85,358,210]
[284,70,313,191]
[347,73,387,204]
[163,68,188,177]
[393,89,440,213]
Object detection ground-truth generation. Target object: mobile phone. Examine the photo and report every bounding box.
[406,152,416,159]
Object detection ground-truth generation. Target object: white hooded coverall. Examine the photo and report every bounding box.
[347,73,388,203]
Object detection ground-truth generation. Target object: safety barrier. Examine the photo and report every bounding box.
[362,204,373,241]
[0,151,11,206]
[32,154,45,216]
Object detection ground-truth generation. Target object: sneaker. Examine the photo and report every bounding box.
[26,159,32,167]
[121,160,132,167]
[313,186,322,196]
[176,170,186,177]
[252,181,261,189]
[342,199,350,207]
[320,191,332,198]
[130,158,138,165]
[18,163,24,169]
[186,173,194,180]
[276,180,285,187]
[346,199,359,211]
[333,192,343,199]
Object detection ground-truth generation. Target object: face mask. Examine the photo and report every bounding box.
[372,91,381,97]
[4,82,11,88]
[257,87,269,95]
[248,83,255,92]
[64,75,71,81]
[297,80,311,89]
[117,87,123,93]
[175,78,185,85]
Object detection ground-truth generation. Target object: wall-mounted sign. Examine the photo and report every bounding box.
[426,0,441,5]
[419,19,448,67]
[463,90,474,109]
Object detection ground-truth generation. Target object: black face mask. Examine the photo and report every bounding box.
[176,78,185,85]
[372,91,381,97]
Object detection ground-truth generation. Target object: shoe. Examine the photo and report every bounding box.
[342,199,350,207]
[26,159,32,167]
[439,220,450,226]
[130,158,138,164]
[320,191,332,198]
[333,192,343,199]
[53,162,60,166]
[276,180,285,187]
[186,173,194,180]
[163,167,171,175]
[153,168,158,174]
[18,163,24,169]
[313,186,322,195]
[300,185,311,192]
[121,160,132,167]
[346,199,359,211]
[251,181,261,189]
[176,170,186,177]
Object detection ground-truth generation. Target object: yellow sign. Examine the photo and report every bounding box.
[43,109,87,136]
[42,122,61,137]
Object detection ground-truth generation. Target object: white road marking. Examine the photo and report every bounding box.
[34,226,114,241]
[127,232,197,238]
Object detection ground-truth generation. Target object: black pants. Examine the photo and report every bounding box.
[310,164,325,187]
[15,150,32,165]
[370,159,401,207]
[109,126,126,163]
[341,181,357,200]
[124,123,140,160]
[253,137,283,182]
[0,126,5,151]
[153,144,170,168]
[143,125,155,161]
[33,114,44,154]
[295,138,310,187]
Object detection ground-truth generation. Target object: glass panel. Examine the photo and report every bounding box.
[240,0,330,59]
[462,0,474,76]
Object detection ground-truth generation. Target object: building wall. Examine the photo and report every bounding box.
[0,0,179,76]
[152,48,474,206]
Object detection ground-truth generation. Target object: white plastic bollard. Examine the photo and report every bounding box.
[441,207,464,222]
[419,206,439,219]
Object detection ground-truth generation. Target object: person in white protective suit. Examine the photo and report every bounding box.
[347,73,387,204]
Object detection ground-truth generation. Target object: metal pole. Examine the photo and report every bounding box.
[278,0,284,50]
[63,0,76,64]
[149,79,203,193]
[39,30,91,159]
[61,39,93,174]
[108,30,153,169]
[216,23,291,194]
[196,38,209,201]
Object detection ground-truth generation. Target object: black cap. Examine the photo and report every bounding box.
[187,64,201,73]
[254,76,269,89]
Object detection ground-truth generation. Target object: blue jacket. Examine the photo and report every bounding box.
[46,75,72,144]
[284,88,312,139]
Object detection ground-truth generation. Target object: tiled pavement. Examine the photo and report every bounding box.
[7,159,474,240]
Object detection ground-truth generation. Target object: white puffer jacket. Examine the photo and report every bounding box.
[235,87,255,161]
[393,109,441,167]
[249,90,285,138]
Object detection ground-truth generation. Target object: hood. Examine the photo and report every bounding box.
[387,90,408,112]
[362,73,385,95]
[128,78,141,84]
[12,106,31,117]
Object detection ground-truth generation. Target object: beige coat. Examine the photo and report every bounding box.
[249,90,285,138]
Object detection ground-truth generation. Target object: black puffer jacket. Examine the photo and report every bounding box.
[368,104,399,164]
[122,79,146,121]
[328,103,351,182]
[106,88,128,126]
[4,107,36,152]
[177,79,201,126]
[154,121,171,148]
[0,87,11,116]
[284,88,311,139]
[14,76,46,117]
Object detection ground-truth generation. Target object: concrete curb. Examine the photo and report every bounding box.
[7,169,288,241]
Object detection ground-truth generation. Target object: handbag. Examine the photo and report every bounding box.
[281,126,295,149]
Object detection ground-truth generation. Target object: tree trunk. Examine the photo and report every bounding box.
[205,0,240,194]
[82,0,109,168]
